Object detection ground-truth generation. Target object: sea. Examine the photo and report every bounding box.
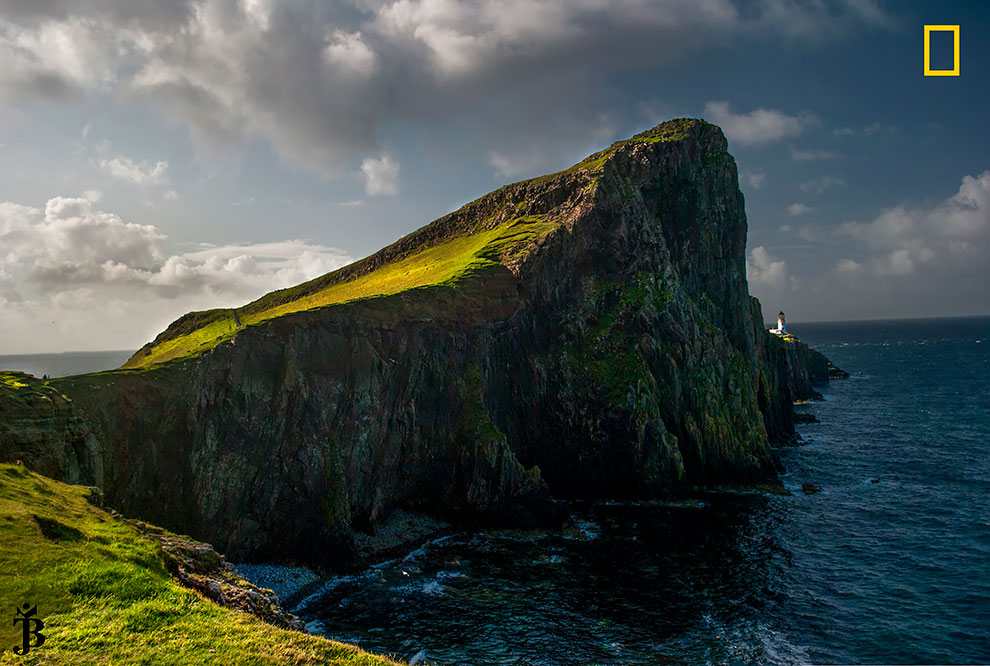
[0,350,134,378]
[289,316,990,666]
[3,317,988,665]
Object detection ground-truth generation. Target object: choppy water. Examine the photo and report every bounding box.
[0,350,134,378]
[293,316,990,665]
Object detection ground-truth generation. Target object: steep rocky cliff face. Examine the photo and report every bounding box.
[1,120,841,571]
[0,372,102,486]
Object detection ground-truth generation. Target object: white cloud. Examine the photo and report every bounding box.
[835,258,861,274]
[100,156,169,186]
[0,195,353,301]
[0,197,165,273]
[747,246,794,290]
[831,172,990,279]
[361,154,400,196]
[82,189,103,202]
[703,101,813,146]
[0,18,119,103]
[787,203,814,216]
[323,30,377,77]
[790,147,841,161]
[753,171,990,321]
[741,171,767,189]
[797,224,825,242]
[0,1,892,175]
[489,151,540,180]
[800,176,845,195]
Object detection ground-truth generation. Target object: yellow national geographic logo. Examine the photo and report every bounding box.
[924,25,960,76]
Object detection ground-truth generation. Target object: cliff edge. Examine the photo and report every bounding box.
[2,119,840,571]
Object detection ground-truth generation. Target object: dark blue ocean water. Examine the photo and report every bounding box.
[293,316,990,665]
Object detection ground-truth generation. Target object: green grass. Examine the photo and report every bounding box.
[0,372,65,408]
[126,214,558,369]
[0,464,401,665]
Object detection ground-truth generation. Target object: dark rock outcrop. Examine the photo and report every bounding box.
[122,516,307,632]
[1,119,844,571]
[828,361,850,380]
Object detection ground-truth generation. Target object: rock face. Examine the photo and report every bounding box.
[1,119,841,571]
[0,372,103,486]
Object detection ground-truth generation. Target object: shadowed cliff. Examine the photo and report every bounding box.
[1,119,839,571]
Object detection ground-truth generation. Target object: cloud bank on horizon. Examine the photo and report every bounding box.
[0,0,986,352]
[749,171,990,321]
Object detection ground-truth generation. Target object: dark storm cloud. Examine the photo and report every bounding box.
[0,0,891,173]
[0,0,194,28]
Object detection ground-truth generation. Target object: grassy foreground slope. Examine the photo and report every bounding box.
[123,119,697,370]
[0,463,400,665]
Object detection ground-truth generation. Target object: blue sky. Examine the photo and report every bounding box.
[0,0,987,353]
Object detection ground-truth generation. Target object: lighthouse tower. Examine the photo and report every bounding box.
[776,310,786,335]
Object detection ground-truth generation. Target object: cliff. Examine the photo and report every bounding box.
[1,119,841,571]
[0,372,102,485]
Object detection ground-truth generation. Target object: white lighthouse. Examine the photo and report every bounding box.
[775,310,786,335]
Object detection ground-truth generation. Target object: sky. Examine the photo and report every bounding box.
[0,0,987,353]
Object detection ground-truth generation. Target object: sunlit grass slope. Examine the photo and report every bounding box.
[0,463,400,666]
[124,214,557,368]
[122,118,701,370]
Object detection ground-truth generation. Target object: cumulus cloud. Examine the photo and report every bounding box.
[787,203,814,216]
[833,171,989,277]
[0,199,357,352]
[100,156,169,186]
[753,170,989,319]
[747,246,795,291]
[0,16,119,102]
[0,0,891,175]
[1,197,165,274]
[703,101,813,146]
[0,195,353,302]
[360,154,400,196]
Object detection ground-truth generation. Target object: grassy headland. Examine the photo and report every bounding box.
[0,463,400,665]
[122,118,701,371]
